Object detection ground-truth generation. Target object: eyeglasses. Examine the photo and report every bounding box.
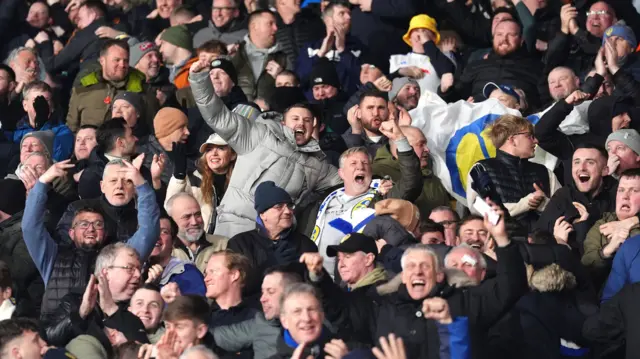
[108,265,141,274]
[586,10,611,16]
[514,132,535,140]
[73,220,105,230]
[272,203,296,211]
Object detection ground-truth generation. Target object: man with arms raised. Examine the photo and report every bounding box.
[302,200,526,358]
[189,58,342,238]
[22,159,159,324]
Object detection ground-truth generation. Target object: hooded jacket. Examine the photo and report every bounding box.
[515,264,592,359]
[232,36,288,101]
[189,70,343,238]
[372,145,450,219]
[192,17,249,48]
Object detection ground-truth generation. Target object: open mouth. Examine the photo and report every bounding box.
[620,204,631,211]
[411,279,425,289]
[354,175,365,185]
[85,235,97,241]
[578,174,590,183]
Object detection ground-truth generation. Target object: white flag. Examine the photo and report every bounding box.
[410,91,590,206]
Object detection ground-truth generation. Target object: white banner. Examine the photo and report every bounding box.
[409,91,590,206]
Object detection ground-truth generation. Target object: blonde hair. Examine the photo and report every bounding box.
[487,114,533,149]
[339,147,371,168]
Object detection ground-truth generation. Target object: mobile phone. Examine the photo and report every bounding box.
[473,197,500,225]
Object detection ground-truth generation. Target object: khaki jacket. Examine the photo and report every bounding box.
[66,69,159,132]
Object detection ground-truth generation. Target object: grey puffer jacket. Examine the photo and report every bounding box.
[189,71,343,238]
[212,312,281,359]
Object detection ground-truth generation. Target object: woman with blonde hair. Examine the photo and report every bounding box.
[165,133,236,233]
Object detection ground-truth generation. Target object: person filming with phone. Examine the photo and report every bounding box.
[466,115,562,232]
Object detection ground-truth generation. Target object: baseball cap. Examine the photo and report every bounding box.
[327,233,378,258]
[199,133,228,153]
[483,82,520,102]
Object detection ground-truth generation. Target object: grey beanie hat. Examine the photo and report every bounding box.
[389,77,419,101]
[606,129,640,155]
[22,130,54,160]
[129,41,158,67]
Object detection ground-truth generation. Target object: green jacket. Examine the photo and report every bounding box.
[66,69,159,132]
[582,212,640,288]
[372,145,450,220]
[231,41,288,101]
[66,335,108,359]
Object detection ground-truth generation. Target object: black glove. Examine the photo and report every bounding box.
[172,141,187,180]
[273,242,298,265]
[33,96,50,129]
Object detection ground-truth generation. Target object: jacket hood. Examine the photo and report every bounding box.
[527,263,577,292]
[351,266,388,290]
[243,35,280,55]
[256,114,324,154]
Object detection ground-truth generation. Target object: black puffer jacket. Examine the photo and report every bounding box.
[56,195,139,245]
[40,246,97,325]
[44,290,144,349]
[274,9,325,69]
[474,150,554,231]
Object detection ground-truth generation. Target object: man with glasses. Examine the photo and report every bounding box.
[546,1,617,78]
[22,159,160,325]
[228,181,318,295]
[466,115,561,232]
[45,243,150,348]
[192,0,248,48]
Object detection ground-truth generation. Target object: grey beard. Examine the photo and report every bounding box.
[179,228,204,243]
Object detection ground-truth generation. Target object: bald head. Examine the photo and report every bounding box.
[391,126,430,168]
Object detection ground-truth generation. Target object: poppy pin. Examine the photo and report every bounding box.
[104,96,111,104]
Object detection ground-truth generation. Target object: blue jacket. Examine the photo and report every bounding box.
[22,180,160,285]
[601,235,640,302]
[160,258,206,297]
[10,115,74,161]
[295,36,364,98]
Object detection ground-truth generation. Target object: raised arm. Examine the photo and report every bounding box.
[22,161,76,285]
[119,160,161,261]
[188,59,267,156]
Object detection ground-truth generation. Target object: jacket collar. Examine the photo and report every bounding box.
[496,149,529,167]
[351,266,388,290]
[255,216,295,241]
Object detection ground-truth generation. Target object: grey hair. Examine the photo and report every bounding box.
[165,192,198,217]
[279,283,322,316]
[3,47,47,82]
[339,146,372,169]
[24,151,53,167]
[102,158,127,179]
[400,244,442,272]
[444,244,487,270]
[179,345,219,359]
[94,242,140,276]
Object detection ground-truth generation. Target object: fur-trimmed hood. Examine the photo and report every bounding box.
[375,268,479,296]
[527,263,577,293]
